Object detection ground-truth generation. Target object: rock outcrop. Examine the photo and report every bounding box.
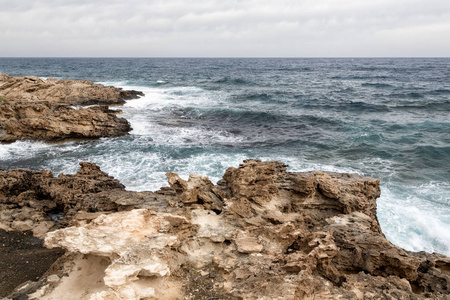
[0,74,143,106]
[0,162,169,235]
[0,100,132,142]
[0,74,143,142]
[1,160,449,299]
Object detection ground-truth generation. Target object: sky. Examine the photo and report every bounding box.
[1,0,449,57]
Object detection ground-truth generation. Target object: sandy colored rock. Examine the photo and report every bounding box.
[0,74,143,142]
[0,162,177,234]
[166,172,224,212]
[0,74,143,106]
[0,101,131,142]
[3,160,450,299]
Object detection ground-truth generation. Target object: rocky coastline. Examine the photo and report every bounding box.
[0,75,449,299]
[0,74,143,142]
[1,160,449,299]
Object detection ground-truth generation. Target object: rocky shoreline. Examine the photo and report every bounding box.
[0,74,143,142]
[0,74,449,299]
[1,160,449,299]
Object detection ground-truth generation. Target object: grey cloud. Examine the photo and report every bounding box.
[0,0,449,56]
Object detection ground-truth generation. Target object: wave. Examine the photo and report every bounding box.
[299,101,391,113]
[378,185,450,256]
[228,92,290,104]
[361,83,394,88]
[214,77,251,85]
[387,92,424,99]
[0,141,52,162]
[330,75,391,80]
[429,89,450,95]
[276,67,313,72]
[392,100,450,111]
[352,66,400,72]
[411,145,450,163]
[239,92,272,101]
[195,107,344,129]
[384,120,450,134]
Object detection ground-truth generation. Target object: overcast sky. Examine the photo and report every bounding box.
[1,0,449,57]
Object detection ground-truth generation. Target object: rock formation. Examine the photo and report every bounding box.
[1,160,449,299]
[0,74,143,106]
[0,74,143,142]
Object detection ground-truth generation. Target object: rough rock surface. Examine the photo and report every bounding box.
[0,74,143,106]
[2,160,450,299]
[0,74,143,142]
[0,100,132,142]
[0,162,170,235]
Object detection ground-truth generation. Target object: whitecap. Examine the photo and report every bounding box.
[378,184,450,256]
[0,141,52,161]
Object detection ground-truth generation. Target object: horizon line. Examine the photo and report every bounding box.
[1,56,449,59]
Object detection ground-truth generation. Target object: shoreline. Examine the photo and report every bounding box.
[1,72,449,299]
[1,160,449,299]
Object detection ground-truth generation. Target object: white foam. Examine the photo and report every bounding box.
[257,155,362,175]
[98,81,129,87]
[92,150,248,192]
[1,80,448,259]
[0,141,51,160]
[378,184,450,256]
[130,88,222,111]
[70,104,99,110]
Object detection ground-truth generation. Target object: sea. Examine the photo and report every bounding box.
[0,58,449,256]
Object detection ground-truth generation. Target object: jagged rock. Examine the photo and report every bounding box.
[0,74,143,142]
[166,172,224,213]
[0,74,143,106]
[0,101,131,142]
[0,162,177,236]
[2,160,450,299]
[1,162,124,235]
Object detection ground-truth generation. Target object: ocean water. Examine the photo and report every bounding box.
[0,58,449,256]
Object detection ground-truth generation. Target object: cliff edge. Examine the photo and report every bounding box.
[1,160,449,299]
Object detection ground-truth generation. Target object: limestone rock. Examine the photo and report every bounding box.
[0,74,144,142]
[3,160,450,299]
[0,162,124,234]
[0,74,143,106]
[166,172,224,213]
[0,101,131,142]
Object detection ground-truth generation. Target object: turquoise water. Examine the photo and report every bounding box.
[0,58,449,255]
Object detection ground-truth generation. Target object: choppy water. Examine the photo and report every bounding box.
[0,58,449,255]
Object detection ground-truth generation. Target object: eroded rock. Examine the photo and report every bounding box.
[0,74,143,106]
[0,162,173,237]
[3,160,450,299]
[0,74,143,142]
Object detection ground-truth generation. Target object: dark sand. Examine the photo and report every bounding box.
[0,229,64,297]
